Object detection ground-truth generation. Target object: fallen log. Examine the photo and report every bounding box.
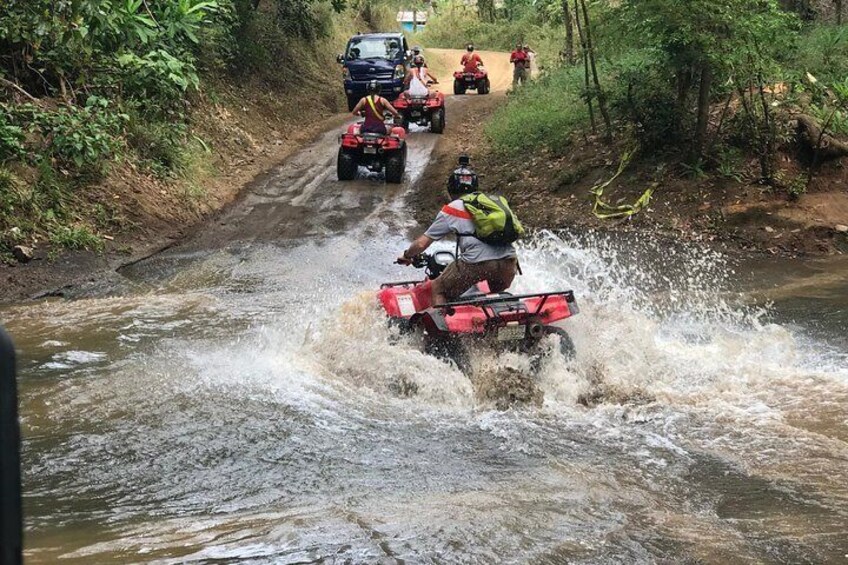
[794,113,848,161]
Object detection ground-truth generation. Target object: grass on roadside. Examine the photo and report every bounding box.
[485,65,589,153]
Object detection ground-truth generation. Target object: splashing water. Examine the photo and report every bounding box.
[6,230,848,563]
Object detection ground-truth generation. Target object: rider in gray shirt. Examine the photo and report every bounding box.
[398,156,518,304]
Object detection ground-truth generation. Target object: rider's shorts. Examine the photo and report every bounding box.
[434,257,518,301]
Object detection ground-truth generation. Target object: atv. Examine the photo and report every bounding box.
[377,252,578,373]
[453,68,490,95]
[337,119,407,183]
[392,87,446,134]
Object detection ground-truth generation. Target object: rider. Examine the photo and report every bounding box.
[460,43,484,73]
[398,155,518,305]
[351,79,401,135]
[404,55,438,95]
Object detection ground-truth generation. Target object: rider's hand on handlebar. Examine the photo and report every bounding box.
[396,255,413,266]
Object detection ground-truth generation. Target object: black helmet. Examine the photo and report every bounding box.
[413,55,425,67]
[366,79,380,95]
[466,43,474,52]
[447,154,479,197]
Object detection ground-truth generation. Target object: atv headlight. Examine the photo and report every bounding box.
[433,251,455,266]
[394,64,405,80]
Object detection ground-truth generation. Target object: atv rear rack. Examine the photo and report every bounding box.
[438,291,577,317]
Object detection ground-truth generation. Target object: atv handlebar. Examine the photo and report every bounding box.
[396,251,455,279]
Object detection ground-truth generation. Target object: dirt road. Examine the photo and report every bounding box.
[125,50,511,254]
[3,49,512,301]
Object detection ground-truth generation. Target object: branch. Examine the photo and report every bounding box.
[0,77,38,102]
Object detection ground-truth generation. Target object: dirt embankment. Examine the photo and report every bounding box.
[0,68,350,303]
[412,98,848,258]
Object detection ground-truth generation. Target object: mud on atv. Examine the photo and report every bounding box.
[392,89,446,134]
[453,69,490,95]
[337,120,407,183]
[377,252,578,375]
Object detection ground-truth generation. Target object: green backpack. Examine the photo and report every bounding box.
[459,192,525,245]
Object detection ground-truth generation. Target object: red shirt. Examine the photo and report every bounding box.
[510,50,528,69]
[461,52,483,73]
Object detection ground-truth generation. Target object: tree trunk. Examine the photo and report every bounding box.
[693,64,713,158]
[579,0,612,140]
[573,0,595,132]
[757,75,774,184]
[837,0,843,25]
[477,0,495,22]
[562,0,575,64]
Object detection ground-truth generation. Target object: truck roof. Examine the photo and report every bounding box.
[352,32,404,38]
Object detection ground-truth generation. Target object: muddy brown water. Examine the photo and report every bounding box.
[3,79,848,563]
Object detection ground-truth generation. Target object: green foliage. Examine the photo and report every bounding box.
[48,225,104,251]
[788,24,848,83]
[485,65,589,152]
[5,98,124,176]
[0,112,25,163]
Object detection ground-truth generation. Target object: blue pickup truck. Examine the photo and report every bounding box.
[338,33,410,111]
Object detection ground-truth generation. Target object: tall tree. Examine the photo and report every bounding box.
[562,0,575,64]
[572,0,596,132]
[578,0,612,139]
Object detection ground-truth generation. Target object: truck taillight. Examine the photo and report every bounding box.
[343,67,350,80]
[394,64,405,79]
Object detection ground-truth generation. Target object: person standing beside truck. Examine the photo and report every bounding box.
[510,43,529,87]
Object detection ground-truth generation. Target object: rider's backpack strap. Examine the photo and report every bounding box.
[366,95,380,115]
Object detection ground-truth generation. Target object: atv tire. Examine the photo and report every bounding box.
[430,107,445,134]
[401,112,411,132]
[425,335,471,375]
[453,79,465,95]
[337,149,357,181]
[385,148,405,184]
[478,78,490,95]
[545,326,575,360]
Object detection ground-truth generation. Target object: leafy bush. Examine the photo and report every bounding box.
[47,98,124,175]
[0,112,25,163]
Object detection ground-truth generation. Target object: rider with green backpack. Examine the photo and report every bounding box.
[398,155,525,305]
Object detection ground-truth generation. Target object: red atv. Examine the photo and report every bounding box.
[337,120,407,183]
[378,252,578,373]
[393,88,446,133]
[453,68,490,95]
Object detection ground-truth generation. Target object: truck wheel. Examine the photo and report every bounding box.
[430,107,445,134]
[346,95,357,112]
[385,149,405,184]
[337,149,357,181]
[453,79,465,95]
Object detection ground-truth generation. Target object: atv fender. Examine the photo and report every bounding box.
[414,310,450,335]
